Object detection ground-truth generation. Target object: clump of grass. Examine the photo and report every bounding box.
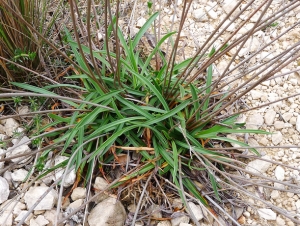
[0,0,67,84]
[1,0,300,225]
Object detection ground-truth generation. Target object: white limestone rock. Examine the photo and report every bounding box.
[193,8,208,22]
[245,156,272,174]
[246,113,264,129]
[296,115,300,132]
[6,145,31,163]
[187,202,204,221]
[157,221,172,226]
[257,208,276,220]
[205,6,218,20]
[11,169,28,182]
[88,197,126,226]
[30,215,49,226]
[54,156,76,187]
[274,121,285,130]
[24,186,58,210]
[264,109,276,125]
[274,166,285,181]
[71,187,86,201]
[171,214,190,226]
[250,90,263,100]
[137,17,146,27]
[0,148,5,169]
[3,118,19,137]
[0,177,9,204]
[14,211,33,224]
[94,177,109,203]
[272,132,283,145]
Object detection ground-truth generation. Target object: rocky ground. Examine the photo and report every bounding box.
[1,0,300,225]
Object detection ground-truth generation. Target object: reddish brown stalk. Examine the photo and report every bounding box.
[86,0,107,91]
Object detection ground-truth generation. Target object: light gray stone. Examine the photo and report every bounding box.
[31,215,49,226]
[222,0,238,14]
[88,197,126,226]
[147,204,162,218]
[0,177,9,204]
[54,156,76,187]
[274,121,285,129]
[14,211,33,224]
[24,186,58,210]
[171,215,190,226]
[71,187,86,201]
[296,115,300,132]
[3,118,19,137]
[11,169,28,182]
[44,210,63,226]
[257,208,276,220]
[94,177,109,203]
[137,17,146,27]
[245,156,272,174]
[272,132,283,145]
[193,8,208,22]
[205,7,218,20]
[296,200,300,213]
[250,90,263,100]
[264,109,276,125]
[274,166,285,181]
[0,148,5,169]
[246,113,264,129]
[270,190,280,199]
[187,202,204,221]
[157,221,172,226]
[6,143,31,163]
[282,112,293,122]
[67,199,84,211]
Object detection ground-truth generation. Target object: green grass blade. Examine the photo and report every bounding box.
[132,12,159,48]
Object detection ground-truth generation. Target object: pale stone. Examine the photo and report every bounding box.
[187,202,204,221]
[147,204,162,218]
[24,186,58,210]
[157,221,172,226]
[11,169,28,182]
[296,115,300,132]
[68,199,83,211]
[88,197,126,226]
[264,109,276,125]
[6,143,31,163]
[137,17,146,27]
[245,156,272,174]
[94,177,109,203]
[0,177,9,204]
[257,208,276,220]
[193,8,208,22]
[296,200,300,213]
[71,187,86,201]
[270,190,280,199]
[54,156,76,187]
[250,90,263,100]
[274,121,285,129]
[32,215,49,226]
[3,118,19,137]
[272,132,283,145]
[246,113,264,129]
[274,166,285,181]
[171,215,190,226]
[14,211,33,224]
[282,112,293,122]
[205,7,218,20]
